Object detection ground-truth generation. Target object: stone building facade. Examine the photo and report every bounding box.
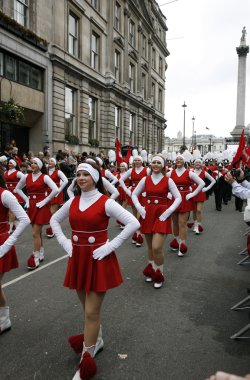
[0,0,168,155]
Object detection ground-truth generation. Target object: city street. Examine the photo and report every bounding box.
[1,196,250,380]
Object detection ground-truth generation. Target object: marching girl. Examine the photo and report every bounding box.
[14,157,59,270]
[119,155,150,247]
[168,154,205,257]
[67,158,119,200]
[95,157,118,185]
[0,169,30,334]
[191,158,215,234]
[132,155,181,288]
[46,158,68,238]
[116,162,130,229]
[50,161,139,380]
[5,159,26,234]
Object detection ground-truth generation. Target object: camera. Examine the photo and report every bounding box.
[230,168,241,178]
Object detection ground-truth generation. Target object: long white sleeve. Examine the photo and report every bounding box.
[105,169,119,185]
[43,175,59,201]
[50,199,73,255]
[119,168,132,193]
[13,173,29,203]
[203,171,216,192]
[131,177,146,210]
[67,178,76,198]
[102,177,119,199]
[57,170,69,193]
[0,190,30,257]
[189,171,205,197]
[241,180,250,189]
[232,182,250,199]
[159,179,182,220]
[105,199,140,250]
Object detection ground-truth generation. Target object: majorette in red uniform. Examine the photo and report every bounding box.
[119,155,150,247]
[5,159,26,233]
[50,162,139,380]
[96,157,118,185]
[167,153,205,257]
[0,183,30,334]
[14,157,59,270]
[46,158,68,238]
[189,159,216,234]
[132,155,181,288]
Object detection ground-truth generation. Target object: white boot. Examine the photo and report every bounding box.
[193,221,198,232]
[0,306,11,334]
[94,325,104,356]
[72,343,96,380]
[39,247,45,262]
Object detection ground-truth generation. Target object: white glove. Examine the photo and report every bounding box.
[126,188,132,197]
[167,192,172,200]
[202,187,208,192]
[137,205,146,219]
[93,242,112,260]
[186,193,193,201]
[64,238,73,257]
[159,211,170,222]
[24,199,30,209]
[0,246,7,258]
[36,199,48,208]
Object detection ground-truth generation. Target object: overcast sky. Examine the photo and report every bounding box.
[158,0,250,139]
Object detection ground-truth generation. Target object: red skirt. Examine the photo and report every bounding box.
[64,245,123,293]
[0,232,18,273]
[28,200,51,225]
[193,191,206,203]
[50,192,64,205]
[140,204,172,234]
[172,192,194,213]
[118,186,128,202]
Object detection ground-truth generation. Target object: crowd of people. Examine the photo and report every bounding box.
[0,140,248,380]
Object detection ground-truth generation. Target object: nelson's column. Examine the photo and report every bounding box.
[231,27,249,140]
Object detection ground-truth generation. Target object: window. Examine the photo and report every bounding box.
[115,106,121,140]
[68,13,79,57]
[91,0,99,10]
[142,34,147,58]
[89,96,98,140]
[91,32,100,70]
[141,73,146,99]
[159,56,163,76]
[114,2,121,31]
[151,82,155,107]
[19,61,30,86]
[129,113,135,145]
[0,53,3,76]
[14,0,28,27]
[129,63,135,92]
[152,48,156,69]
[129,20,135,47]
[5,56,17,81]
[114,50,121,82]
[65,87,76,136]
[158,88,163,112]
[142,119,147,149]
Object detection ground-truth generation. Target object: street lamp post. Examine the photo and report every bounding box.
[191,116,195,151]
[182,101,187,148]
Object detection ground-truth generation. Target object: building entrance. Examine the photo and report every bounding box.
[0,123,29,154]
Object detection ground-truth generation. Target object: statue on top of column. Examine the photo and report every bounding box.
[241,26,246,43]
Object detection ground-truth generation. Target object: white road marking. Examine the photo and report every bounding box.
[3,255,68,288]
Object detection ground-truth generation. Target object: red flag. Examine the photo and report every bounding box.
[229,130,246,169]
[115,138,123,165]
[125,145,132,164]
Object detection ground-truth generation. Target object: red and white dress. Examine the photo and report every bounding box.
[48,168,68,205]
[0,188,30,273]
[50,189,139,293]
[5,169,25,203]
[116,172,130,202]
[120,166,149,206]
[15,172,59,225]
[191,169,215,203]
[132,174,181,234]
